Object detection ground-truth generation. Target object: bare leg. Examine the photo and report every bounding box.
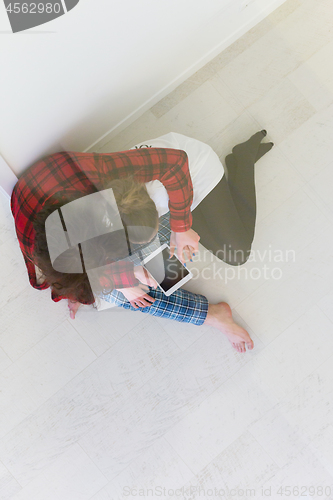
[204,302,254,353]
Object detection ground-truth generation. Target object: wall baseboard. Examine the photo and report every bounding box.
[85,0,287,152]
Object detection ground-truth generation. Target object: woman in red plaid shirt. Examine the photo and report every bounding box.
[11,131,273,353]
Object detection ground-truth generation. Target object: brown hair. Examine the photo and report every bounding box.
[32,176,159,305]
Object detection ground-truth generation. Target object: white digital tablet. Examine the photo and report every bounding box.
[141,243,193,296]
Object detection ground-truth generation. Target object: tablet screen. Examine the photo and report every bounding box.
[144,247,190,293]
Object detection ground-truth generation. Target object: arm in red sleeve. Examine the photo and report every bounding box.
[100,260,140,290]
[22,252,50,292]
[52,261,139,305]
[102,148,194,233]
[157,149,193,233]
[22,250,139,304]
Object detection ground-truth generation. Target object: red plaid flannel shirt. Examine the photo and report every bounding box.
[10,148,193,304]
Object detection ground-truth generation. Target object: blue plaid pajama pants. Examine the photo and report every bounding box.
[100,212,209,326]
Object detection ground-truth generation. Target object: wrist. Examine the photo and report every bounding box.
[133,265,141,278]
[170,224,191,233]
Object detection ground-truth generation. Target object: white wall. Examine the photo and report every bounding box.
[0,0,287,180]
[0,155,17,199]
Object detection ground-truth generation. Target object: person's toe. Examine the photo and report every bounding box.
[233,342,245,352]
[247,339,254,350]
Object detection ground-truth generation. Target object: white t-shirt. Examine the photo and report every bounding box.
[131,132,224,218]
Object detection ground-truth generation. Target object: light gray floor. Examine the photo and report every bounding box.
[1,0,333,498]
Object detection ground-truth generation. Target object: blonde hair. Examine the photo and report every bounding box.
[106,176,159,242]
[32,176,159,304]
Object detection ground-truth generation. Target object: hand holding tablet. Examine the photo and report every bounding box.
[119,284,156,309]
[169,228,200,264]
[134,265,158,289]
[141,244,193,296]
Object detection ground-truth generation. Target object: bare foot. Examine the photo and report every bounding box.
[204,302,254,353]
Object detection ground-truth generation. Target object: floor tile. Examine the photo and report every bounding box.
[260,445,333,498]
[0,321,96,439]
[278,103,333,181]
[317,292,333,324]
[3,0,333,496]
[8,444,108,500]
[247,77,316,144]
[92,437,194,500]
[163,378,262,475]
[0,461,22,500]
[153,81,240,144]
[236,225,333,344]
[0,316,181,485]
[287,40,333,112]
[249,353,333,469]
[177,431,279,500]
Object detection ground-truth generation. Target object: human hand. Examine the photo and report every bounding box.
[68,299,82,319]
[134,265,158,289]
[169,229,200,264]
[117,284,156,309]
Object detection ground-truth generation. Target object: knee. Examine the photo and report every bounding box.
[217,246,252,266]
[226,254,251,266]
